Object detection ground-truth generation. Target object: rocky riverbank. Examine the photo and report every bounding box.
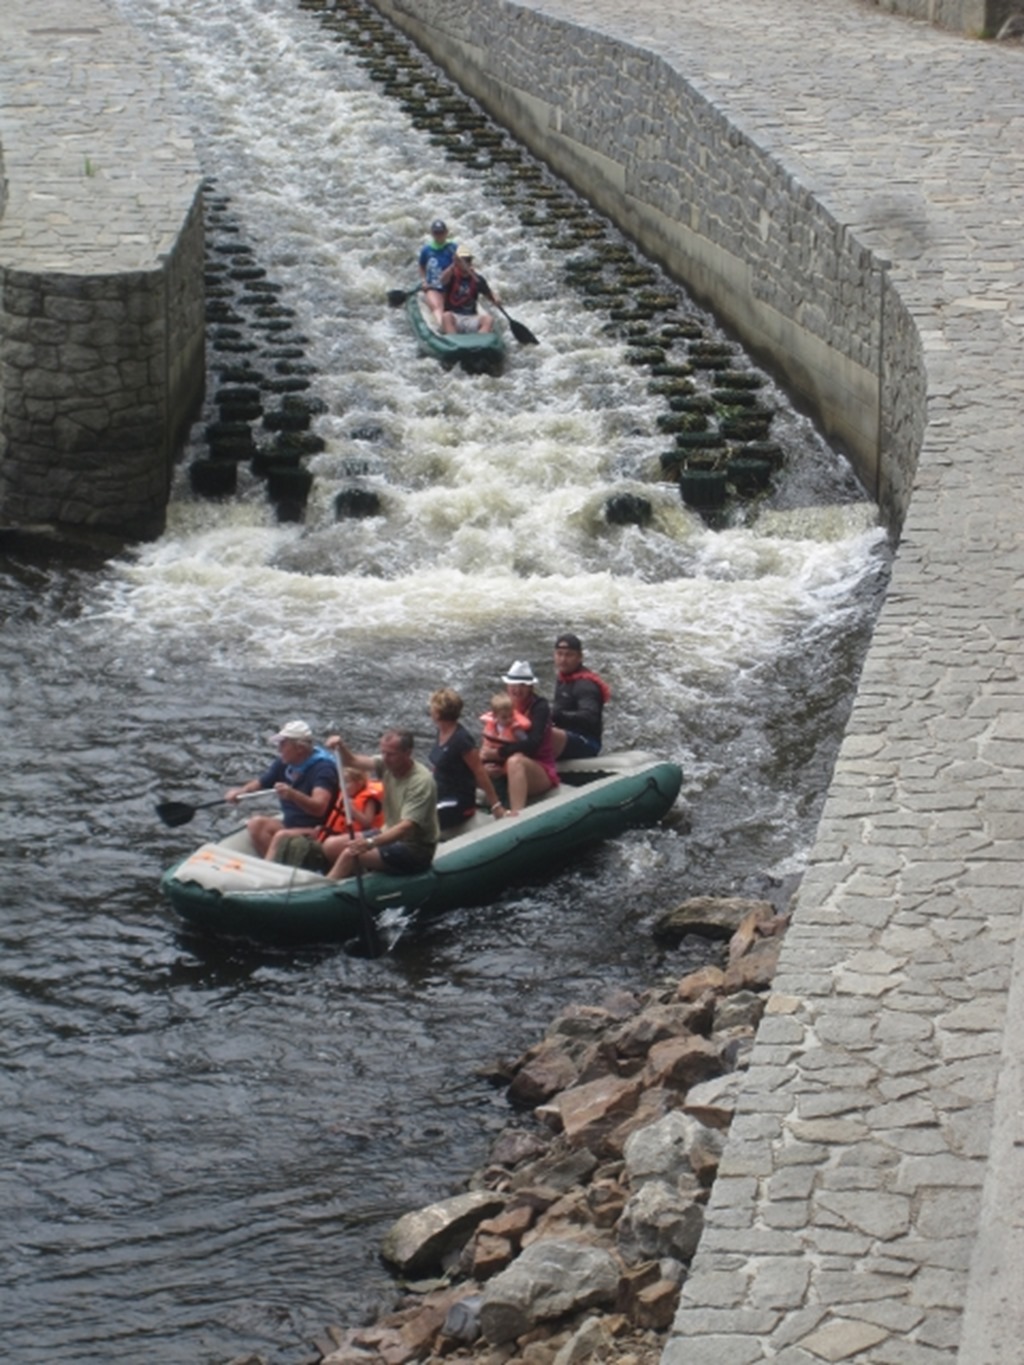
[242,896,786,1365]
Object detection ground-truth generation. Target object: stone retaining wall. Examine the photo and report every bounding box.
[0,0,206,541]
[870,0,1017,35]
[369,0,924,532]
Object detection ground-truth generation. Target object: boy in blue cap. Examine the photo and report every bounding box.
[418,218,458,325]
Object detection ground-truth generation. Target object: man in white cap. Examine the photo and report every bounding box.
[441,244,501,335]
[225,720,338,858]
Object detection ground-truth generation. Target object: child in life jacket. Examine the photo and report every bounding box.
[267,767,383,868]
[316,767,384,842]
[479,692,530,776]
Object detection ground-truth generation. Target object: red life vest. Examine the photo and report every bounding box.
[316,780,384,842]
[445,269,481,315]
[557,668,612,702]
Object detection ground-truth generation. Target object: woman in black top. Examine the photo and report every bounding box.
[428,688,506,831]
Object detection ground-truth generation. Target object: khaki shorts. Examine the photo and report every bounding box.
[453,314,482,333]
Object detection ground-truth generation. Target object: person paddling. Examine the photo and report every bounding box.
[225,720,338,858]
[321,729,439,881]
[441,244,500,335]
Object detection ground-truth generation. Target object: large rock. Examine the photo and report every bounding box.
[643,1034,723,1090]
[604,1002,709,1057]
[536,1074,643,1155]
[623,1110,709,1186]
[616,1180,705,1265]
[381,1190,507,1275]
[479,1239,621,1344]
[682,1071,747,1130]
[507,1039,581,1107]
[508,1141,599,1194]
[653,896,775,943]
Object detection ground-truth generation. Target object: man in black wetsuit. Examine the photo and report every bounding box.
[551,632,611,760]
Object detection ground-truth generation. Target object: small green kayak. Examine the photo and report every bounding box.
[161,751,683,946]
[405,287,506,372]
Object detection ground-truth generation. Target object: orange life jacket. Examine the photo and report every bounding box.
[316,780,385,842]
[480,709,531,746]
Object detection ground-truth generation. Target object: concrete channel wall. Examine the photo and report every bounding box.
[370,0,926,534]
[0,0,205,541]
[873,0,1019,33]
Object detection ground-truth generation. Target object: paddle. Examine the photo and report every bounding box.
[387,285,420,307]
[332,748,383,959]
[483,281,540,343]
[156,788,270,828]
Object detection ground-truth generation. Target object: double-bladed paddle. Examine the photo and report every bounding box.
[156,788,271,828]
[483,281,546,343]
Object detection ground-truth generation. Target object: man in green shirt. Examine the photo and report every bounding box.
[323,729,439,880]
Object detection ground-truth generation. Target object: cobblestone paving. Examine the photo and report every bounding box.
[0,0,198,271]
[513,2,1024,1360]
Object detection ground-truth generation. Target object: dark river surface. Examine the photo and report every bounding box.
[0,1,891,1360]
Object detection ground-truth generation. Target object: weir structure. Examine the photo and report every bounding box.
[2,0,1022,1357]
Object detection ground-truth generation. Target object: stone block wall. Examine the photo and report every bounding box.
[0,208,204,538]
[370,0,924,532]
[0,0,206,542]
[870,0,1018,35]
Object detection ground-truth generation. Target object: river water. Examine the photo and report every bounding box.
[0,1,889,1360]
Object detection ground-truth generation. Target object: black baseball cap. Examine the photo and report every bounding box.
[555,632,582,651]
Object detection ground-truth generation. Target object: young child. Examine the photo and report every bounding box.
[316,767,384,842]
[267,767,383,869]
[479,692,530,777]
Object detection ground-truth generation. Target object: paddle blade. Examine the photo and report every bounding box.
[387,288,410,307]
[156,800,197,828]
[508,316,539,346]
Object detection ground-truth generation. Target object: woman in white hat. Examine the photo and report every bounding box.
[482,662,559,813]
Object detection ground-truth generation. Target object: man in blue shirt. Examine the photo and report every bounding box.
[226,719,338,858]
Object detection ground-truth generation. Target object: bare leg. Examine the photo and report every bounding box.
[479,314,494,333]
[247,815,283,858]
[504,753,554,813]
[425,287,444,325]
[326,844,385,882]
[551,727,568,759]
[265,825,317,862]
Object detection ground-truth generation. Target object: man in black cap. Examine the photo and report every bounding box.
[551,633,611,759]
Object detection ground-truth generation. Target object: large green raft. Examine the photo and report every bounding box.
[161,751,683,946]
[405,286,506,373]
